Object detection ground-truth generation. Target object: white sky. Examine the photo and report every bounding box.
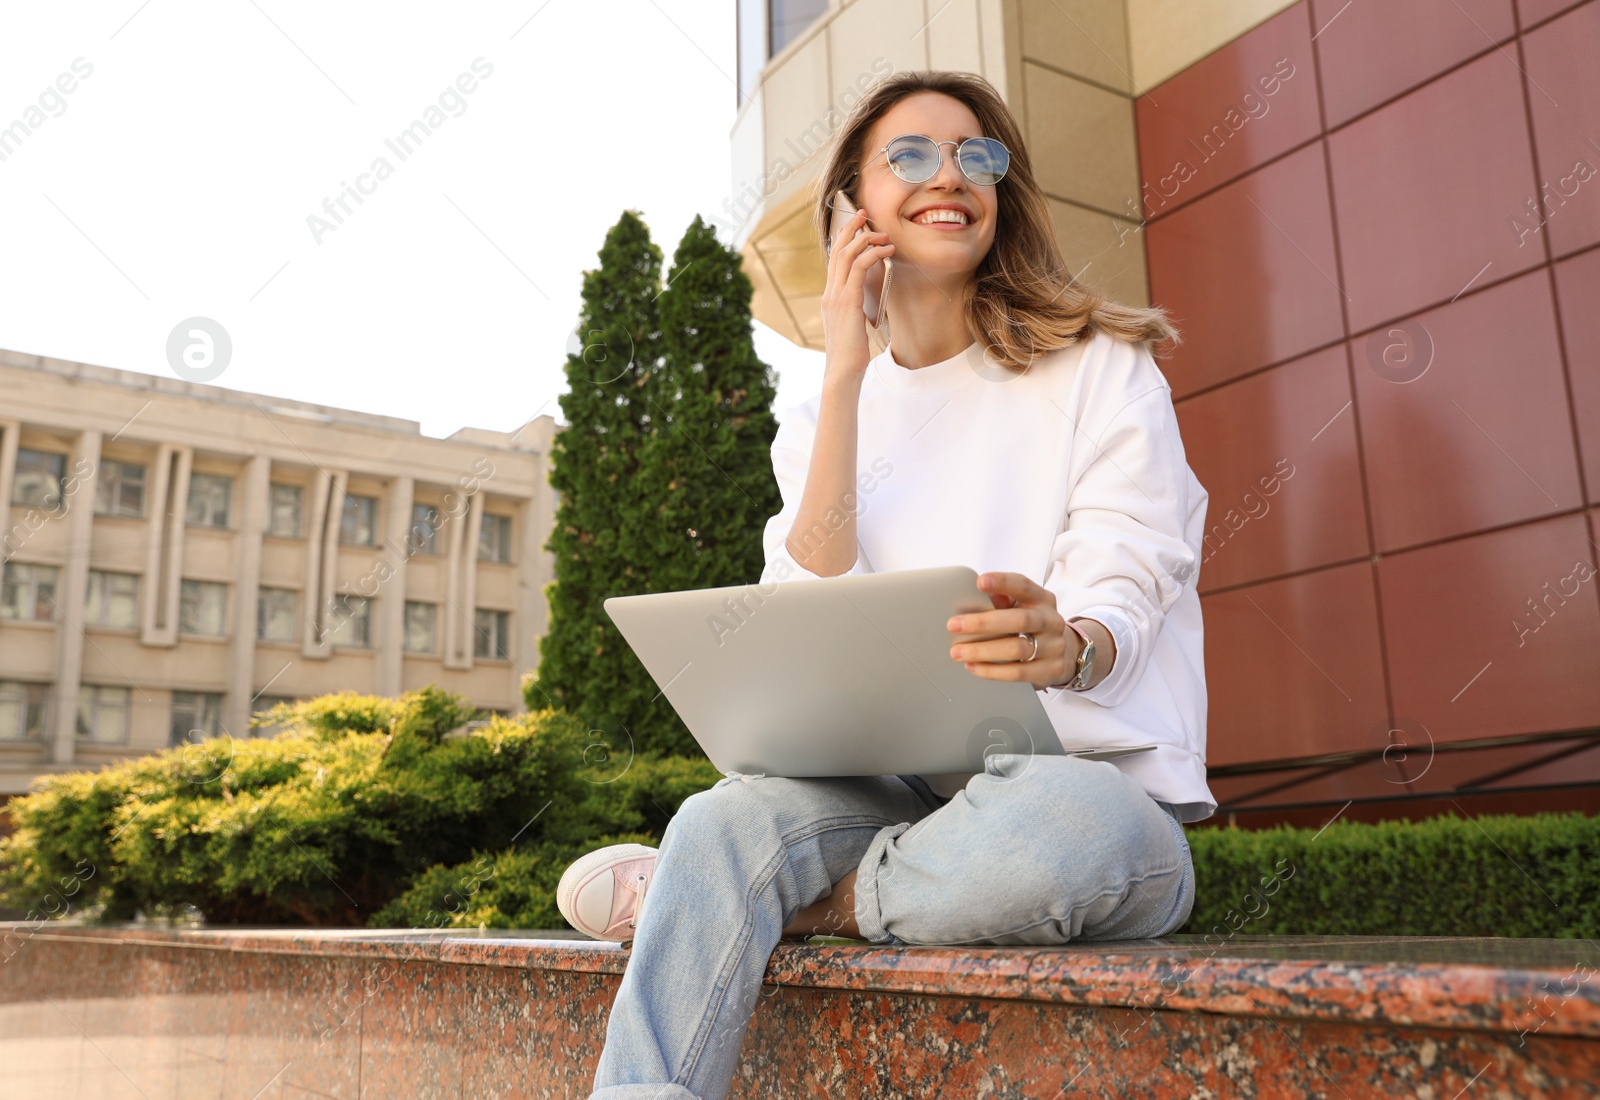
[0,1,824,438]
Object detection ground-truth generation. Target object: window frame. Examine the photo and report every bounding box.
[327,593,373,648]
[76,684,131,745]
[185,472,234,529]
[473,607,510,660]
[403,600,437,654]
[256,586,298,643]
[94,460,147,518]
[170,689,224,746]
[85,569,140,629]
[477,512,513,563]
[407,502,441,556]
[1,562,60,622]
[178,578,228,636]
[267,483,304,539]
[11,448,68,512]
[340,493,380,547]
[0,680,50,742]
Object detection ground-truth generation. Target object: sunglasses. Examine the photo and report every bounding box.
[856,134,1011,187]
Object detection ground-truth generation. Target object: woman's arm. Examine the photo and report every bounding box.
[1041,379,1203,707]
[781,205,893,579]
[783,373,866,578]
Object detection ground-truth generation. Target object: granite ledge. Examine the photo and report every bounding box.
[15,925,1599,1041]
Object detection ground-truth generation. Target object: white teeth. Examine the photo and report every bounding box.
[914,209,969,225]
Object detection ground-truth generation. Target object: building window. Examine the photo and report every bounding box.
[170,690,224,746]
[478,513,512,563]
[76,685,130,744]
[340,493,379,546]
[0,681,49,741]
[403,601,437,653]
[250,694,298,737]
[1,562,59,621]
[770,0,827,54]
[186,472,233,528]
[257,587,297,643]
[178,579,228,636]
[474,608,510,660]
[94,460,146,518]
[736,0,828,105]
[327,593,372,648]
[12,448,68,512]
[406,503,441,556]
[85,570,140,629]
[268,483,303,538]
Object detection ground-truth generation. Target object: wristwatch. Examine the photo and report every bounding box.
[1063,618,1097,691]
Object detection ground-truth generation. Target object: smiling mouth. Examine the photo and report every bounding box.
[909,213,974,229]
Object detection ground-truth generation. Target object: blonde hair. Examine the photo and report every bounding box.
[812,70,1181,372]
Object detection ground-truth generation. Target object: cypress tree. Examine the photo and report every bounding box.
[531,211,663,741]
[623,216,783,757]
[530,213,782,764]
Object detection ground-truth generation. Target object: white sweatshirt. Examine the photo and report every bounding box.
[760,330,1217,823]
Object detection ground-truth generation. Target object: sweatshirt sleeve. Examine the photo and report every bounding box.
[1039,376,1201,708]
[759,407,874,585]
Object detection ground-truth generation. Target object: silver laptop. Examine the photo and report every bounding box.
[603,564,1154,778]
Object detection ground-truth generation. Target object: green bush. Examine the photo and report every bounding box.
[9,691,1591,940]
[369,834,657,931]
[0,686,721,927]
[1179,812,1600,939]
[254,690,409,739]
[371,751,725,930]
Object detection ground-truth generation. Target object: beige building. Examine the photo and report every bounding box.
[0,348,557,796]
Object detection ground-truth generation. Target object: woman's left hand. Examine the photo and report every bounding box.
[946,572,1076,689]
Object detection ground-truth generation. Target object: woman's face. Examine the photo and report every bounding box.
[853,92,999,285]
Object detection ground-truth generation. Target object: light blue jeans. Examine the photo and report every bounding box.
[588,751,1195,1100]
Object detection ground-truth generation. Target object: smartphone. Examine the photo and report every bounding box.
[827,189,893,334]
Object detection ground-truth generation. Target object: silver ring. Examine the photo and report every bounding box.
[1021,633,1039,662]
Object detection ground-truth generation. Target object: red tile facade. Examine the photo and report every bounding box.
[1351,269,1582,552]
[1377,513,1600,743]
[1175,343,1366,591]
[1136,0,1600,817]
[1145,142,1345,397]
[1521,2,1600,258]
[1309,0,1517,128]
[1133,3,1321,214]
[1326,49,1541,334]
[1199,561,1388,767]
[1554,248,1600,500]
[1517,0,1589,26]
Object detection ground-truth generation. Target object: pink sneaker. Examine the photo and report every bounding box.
[556,843,658,942]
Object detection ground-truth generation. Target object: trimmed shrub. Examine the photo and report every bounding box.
[374,808,1600,937]
[1179,812,1600,939]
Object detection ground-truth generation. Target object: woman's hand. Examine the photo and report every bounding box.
[785,206,887,578]
[820,206,894,388]
[946,572,1084,690]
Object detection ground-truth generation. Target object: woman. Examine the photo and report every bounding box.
[561,70,1215,1100]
